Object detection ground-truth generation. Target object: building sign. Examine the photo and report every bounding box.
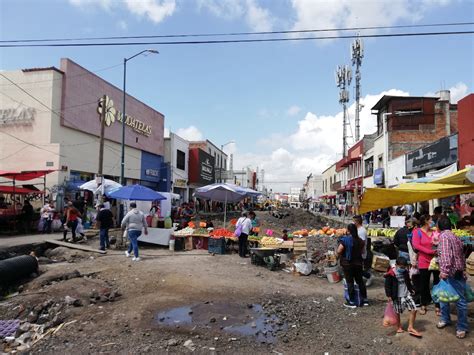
[145,169,159,177]
[174,179,187,188]
[374,168,384,185]
[0,107,36,125]
[406,134,458,174]
[97,95,152,136]
[199,150,215,184]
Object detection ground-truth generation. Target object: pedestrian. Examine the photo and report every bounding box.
[384,257,422,337]
[96,203,114,251]
[381,208,390,228]
[411,214,440,315]
[250,211,260,236]
[121,202,148,261]
[337,223,368,308]
[353,215,372,284]
[63,201,81,242]
[436,216,468,339]
[21,200,34,233]
[40,201,55,234]
[236,212,252,258]
[394,218,415,261]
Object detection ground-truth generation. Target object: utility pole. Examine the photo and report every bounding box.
[98,94,107,202]
[335,65,352,157]
[351,38,364,142]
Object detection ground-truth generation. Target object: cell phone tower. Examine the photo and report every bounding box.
[351,38,364,142]
[335,65,352,157]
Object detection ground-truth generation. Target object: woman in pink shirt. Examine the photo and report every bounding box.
[412,214,440,315]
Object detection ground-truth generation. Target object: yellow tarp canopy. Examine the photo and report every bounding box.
[359,167,474,214]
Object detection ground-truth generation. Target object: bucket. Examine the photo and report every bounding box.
[324,266,341,283]
[169,238,175,251]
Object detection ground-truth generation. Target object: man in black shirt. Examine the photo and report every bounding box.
[96,204,114,251]
[393,218,414,260]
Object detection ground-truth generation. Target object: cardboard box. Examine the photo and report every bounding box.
[372,254,390,272]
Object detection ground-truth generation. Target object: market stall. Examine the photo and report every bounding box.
[106,184,172,246]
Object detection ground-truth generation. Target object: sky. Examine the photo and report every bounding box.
[0,0,473,192]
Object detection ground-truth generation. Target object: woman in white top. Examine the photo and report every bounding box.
[236,212,253,257]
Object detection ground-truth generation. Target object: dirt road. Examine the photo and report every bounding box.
[1,211,473,353]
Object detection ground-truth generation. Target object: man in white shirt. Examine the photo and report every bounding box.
[40,202,55,234]
[353,214,373,287]
[236,212,253,257]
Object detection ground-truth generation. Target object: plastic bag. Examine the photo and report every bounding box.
[294,257,312,276]
[383,302,398,327]
[432,280,460,303]
[51,218,62,232]
[428,257,439,271]
[37,219,44,232]
[466,283,474,303]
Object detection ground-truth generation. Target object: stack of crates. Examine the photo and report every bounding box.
[208,238,226,254]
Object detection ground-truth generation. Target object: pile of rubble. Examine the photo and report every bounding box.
[306,235,338,267]
[1,287,121,353]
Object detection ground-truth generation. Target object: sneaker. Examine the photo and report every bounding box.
[125,251,131,257]
[436,321,450,329]
[132,257,140,262]
[362,300,369,307]
[343,301,357,309]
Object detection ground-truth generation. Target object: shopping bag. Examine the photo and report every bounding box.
[383,302,398,327]
[466,283,474,303]
[234,224,243,237]
[432,280,460,303]
[428,257,440,271]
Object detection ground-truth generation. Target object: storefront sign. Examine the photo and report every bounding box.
[0,107,36,125]
[97,95,152,136]
[145,169,159,177]
[374,168,384,185]
[198,150,215,184]
[174,179,187,188]
[406,134,458,174]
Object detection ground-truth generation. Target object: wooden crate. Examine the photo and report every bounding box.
[293,238,307,257]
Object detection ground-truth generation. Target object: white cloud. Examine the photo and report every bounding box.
[69,0,176,24]
[234,88,410,193]
[118,20,128,30]
[425,82,469,104]
[124,0,176,24]
[290,0,451,34]
[286,105,301,116]
[175,126,204,141]
[197,0,274,31]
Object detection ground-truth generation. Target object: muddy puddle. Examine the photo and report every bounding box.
[155,302,287,344]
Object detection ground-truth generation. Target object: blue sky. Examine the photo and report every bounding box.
[1,0,473,192]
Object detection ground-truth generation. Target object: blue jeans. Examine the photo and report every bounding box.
[127,229,141,258]
[99,228,110,250]
[440,276,469,332]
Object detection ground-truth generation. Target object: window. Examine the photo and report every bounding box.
[176,150,185,170]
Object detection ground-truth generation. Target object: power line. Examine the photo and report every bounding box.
[1,22,472,43]
[0,30,473,48]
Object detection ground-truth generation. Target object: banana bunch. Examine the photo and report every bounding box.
[367,228,397,238]
[260,236,281,246]
[452,229,471,237]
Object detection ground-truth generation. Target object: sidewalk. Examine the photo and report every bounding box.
[0,233,62,249]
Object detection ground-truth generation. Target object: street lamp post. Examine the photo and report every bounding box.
[120,49,158,185]
[219,140,235,183]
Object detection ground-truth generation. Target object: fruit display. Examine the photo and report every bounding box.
[368,228,397,238]
[452,229,472,237]
[173,227,194,236]
[248,236,261,242]
[293,229,309,237]
[259,236,282,246]
[210,228,235,238]
[193,228,209,236]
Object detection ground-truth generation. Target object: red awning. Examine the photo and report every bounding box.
[0,170,55,181]
[0,186,44,195]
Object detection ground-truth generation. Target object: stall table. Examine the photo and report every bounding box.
[139,228,174,246]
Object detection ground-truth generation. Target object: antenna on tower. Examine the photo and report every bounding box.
[351,38,364,142]
[335,64,352,157]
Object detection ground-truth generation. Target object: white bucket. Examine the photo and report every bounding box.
[169,239,175,251]
[324,266,341,283]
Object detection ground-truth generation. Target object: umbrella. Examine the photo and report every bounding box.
[194,183,249,226]
[106,184,166,201]
[79,178,122,194]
